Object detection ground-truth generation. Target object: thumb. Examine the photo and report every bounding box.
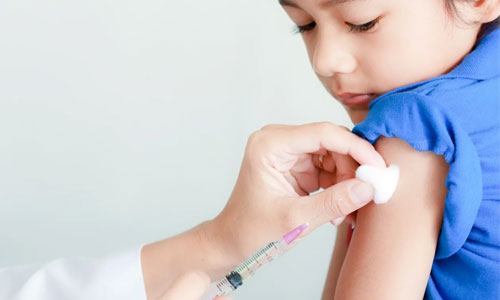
[299,178,374,229]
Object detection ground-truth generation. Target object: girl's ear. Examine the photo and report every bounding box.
[475,0,500,23]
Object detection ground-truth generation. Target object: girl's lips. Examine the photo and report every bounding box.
[336,93,378,106]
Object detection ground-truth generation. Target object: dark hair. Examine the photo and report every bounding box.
[444,0,500,42]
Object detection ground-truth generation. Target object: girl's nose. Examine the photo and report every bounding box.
[312,30,357,77]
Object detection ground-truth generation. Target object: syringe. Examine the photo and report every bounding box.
[200,222,309,300]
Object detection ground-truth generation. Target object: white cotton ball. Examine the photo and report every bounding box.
[355,164,400,204]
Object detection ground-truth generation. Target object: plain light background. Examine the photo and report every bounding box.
[0,0,354,299]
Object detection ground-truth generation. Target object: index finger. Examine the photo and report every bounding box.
[282,122,386,168]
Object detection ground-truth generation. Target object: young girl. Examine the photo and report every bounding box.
[279,0,499,299]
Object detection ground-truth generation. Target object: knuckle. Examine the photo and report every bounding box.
[316,122,342,138]
[260,123,278,131]
[338,125,350,132]
[248,124,281,150]
[324,190,349,218]
[247,130,262,147]
[246,131,267,161]
[247,129,271,149]
[316,121,335,132]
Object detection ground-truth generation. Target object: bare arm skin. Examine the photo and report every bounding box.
[322,136,449,300]
[321,222,350,300]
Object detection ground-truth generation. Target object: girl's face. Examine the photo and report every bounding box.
[280,0,481,124]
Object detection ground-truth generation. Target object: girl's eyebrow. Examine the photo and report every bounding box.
[279,0,357,9]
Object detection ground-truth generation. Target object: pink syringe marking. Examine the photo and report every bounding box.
[200,222,311,300]
[283,222,309,244]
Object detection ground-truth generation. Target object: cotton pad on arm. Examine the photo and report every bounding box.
[355,164,400,204]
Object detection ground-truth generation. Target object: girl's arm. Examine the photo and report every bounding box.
[327,136,449,300]
[321,222,350,300]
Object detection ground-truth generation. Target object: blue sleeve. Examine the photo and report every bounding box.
[352,92,483,259]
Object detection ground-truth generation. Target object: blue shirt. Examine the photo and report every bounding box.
[352,28,500,299]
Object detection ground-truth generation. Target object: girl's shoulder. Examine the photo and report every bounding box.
[353,89,486,259]
[333,134,449,299]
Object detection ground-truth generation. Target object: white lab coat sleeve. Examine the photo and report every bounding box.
[0,244,147,300]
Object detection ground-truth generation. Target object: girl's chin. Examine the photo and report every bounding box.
[345,107,370,125]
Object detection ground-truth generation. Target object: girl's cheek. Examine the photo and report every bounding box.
[303,36,316,61]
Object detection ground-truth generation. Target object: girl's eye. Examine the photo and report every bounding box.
[347,18,380,33]
[292,21,316,34]
[291,17,380,35]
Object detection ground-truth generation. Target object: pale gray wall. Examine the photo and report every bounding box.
[0,0,353,299]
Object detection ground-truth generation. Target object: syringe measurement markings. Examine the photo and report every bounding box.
[216,278,231,292]
[235,243,276,276]
[202,224,309,300]
[236,244,273,271]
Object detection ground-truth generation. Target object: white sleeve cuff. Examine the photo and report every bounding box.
[0,244,147,300]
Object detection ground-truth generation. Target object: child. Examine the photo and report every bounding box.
[279,0,499,299]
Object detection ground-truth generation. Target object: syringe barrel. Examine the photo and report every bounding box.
[234,240,286,280]
[200,277,235,300]
[200,240,287,299]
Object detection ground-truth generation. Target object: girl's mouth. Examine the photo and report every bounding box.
[336,93,378,106]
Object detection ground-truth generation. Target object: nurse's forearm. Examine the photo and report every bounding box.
[141,220,238,299]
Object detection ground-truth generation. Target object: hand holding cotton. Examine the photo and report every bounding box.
[355,164,400,204]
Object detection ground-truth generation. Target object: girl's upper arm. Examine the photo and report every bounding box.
[333,136,450,300]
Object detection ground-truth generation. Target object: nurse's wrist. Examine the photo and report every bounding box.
[200,218,242,274]
[140,220,236,299]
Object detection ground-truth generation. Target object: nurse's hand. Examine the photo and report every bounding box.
[159,271,231,300]
[141,122,386,299]
[210,122,386,262]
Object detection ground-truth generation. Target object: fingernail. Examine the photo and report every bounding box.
[349,182,374,206]
[372,151,386,167]
[331,216,345,226]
